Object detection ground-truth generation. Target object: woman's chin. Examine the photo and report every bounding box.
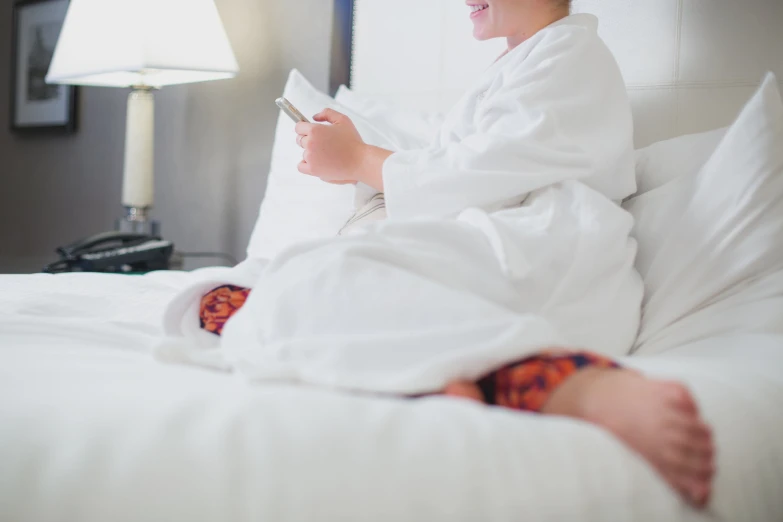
[472,26,493,41]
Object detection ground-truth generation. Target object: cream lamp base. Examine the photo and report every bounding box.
[116,86,160,237]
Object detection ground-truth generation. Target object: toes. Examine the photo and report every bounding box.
[664,413,709,435]
[664,470,712,508]
[642,380,714,509]
[693,421,713,441]
[664,436,714,472]
[665,470,699,506]
[660,432,715,509]
[688,479,712,508]
[662,447,711,477]
[667,421,714,449]
[662,381,698,413]
[663,413,714,461]
[661,432,715,488]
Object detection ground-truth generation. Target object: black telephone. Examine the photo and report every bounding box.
[44,231,174,274]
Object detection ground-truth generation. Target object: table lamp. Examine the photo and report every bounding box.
[46,0,239,236]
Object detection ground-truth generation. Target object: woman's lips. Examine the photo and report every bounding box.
[470,4,489,19]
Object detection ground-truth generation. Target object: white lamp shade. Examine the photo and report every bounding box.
[46,0,239,87]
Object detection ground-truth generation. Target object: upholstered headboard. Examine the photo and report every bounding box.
[332,0,783,147]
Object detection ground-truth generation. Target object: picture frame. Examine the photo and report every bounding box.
[10,0,77,133]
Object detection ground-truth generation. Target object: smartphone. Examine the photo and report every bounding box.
[275,97,310,123]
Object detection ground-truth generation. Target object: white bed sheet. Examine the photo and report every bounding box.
[0,272,781,522]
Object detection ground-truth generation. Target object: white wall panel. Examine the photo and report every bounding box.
[572,0,681,86]
[352,0,442,94]
[628,89,678,147]
[679,0,783,85]
[675,85,758,136]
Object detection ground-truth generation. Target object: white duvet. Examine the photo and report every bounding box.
[1,273,782,522]
[160,14,643,394]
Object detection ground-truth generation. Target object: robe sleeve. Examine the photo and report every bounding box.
[382,26,605,220]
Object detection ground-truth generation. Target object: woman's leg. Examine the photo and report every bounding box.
[444,352,715,508]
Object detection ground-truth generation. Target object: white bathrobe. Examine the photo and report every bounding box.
[158,14,643,394]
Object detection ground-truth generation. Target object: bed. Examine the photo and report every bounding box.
[2,1,783,521]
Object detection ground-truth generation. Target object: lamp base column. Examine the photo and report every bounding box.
[116,206,160,237]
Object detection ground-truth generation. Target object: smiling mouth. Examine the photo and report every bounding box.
[470,4,489,16]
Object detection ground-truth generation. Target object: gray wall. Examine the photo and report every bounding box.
[0,0,333,273]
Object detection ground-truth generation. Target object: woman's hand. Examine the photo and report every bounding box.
[295,109,393,191]
[295,109,364,185]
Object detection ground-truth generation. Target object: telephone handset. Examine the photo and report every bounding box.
[56,231,151,258]
[44,231,174,273]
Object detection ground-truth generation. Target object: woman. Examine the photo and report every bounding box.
[197,0,714,507]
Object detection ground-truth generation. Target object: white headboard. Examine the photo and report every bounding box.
[345,0,783,147]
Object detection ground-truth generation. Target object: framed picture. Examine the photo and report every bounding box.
[10,0,77,133]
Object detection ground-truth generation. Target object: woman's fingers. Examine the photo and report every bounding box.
[295,121,314,136]
[293,110,365,184]
[313,108,346,125]
[297,161,313,175]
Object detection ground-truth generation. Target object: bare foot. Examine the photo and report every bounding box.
[443,369,715,508]
[542,368,715,508]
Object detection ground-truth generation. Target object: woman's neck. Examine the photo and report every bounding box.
[506,8,570,51]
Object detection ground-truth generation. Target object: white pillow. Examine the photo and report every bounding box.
[633,127,726,196]
[334,86,443,148]
[246,70,438,260]
[624,73,783,354]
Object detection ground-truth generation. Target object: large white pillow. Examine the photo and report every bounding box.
[246,70,438,260]
[633,127,726,196]
[624,73,783,354]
